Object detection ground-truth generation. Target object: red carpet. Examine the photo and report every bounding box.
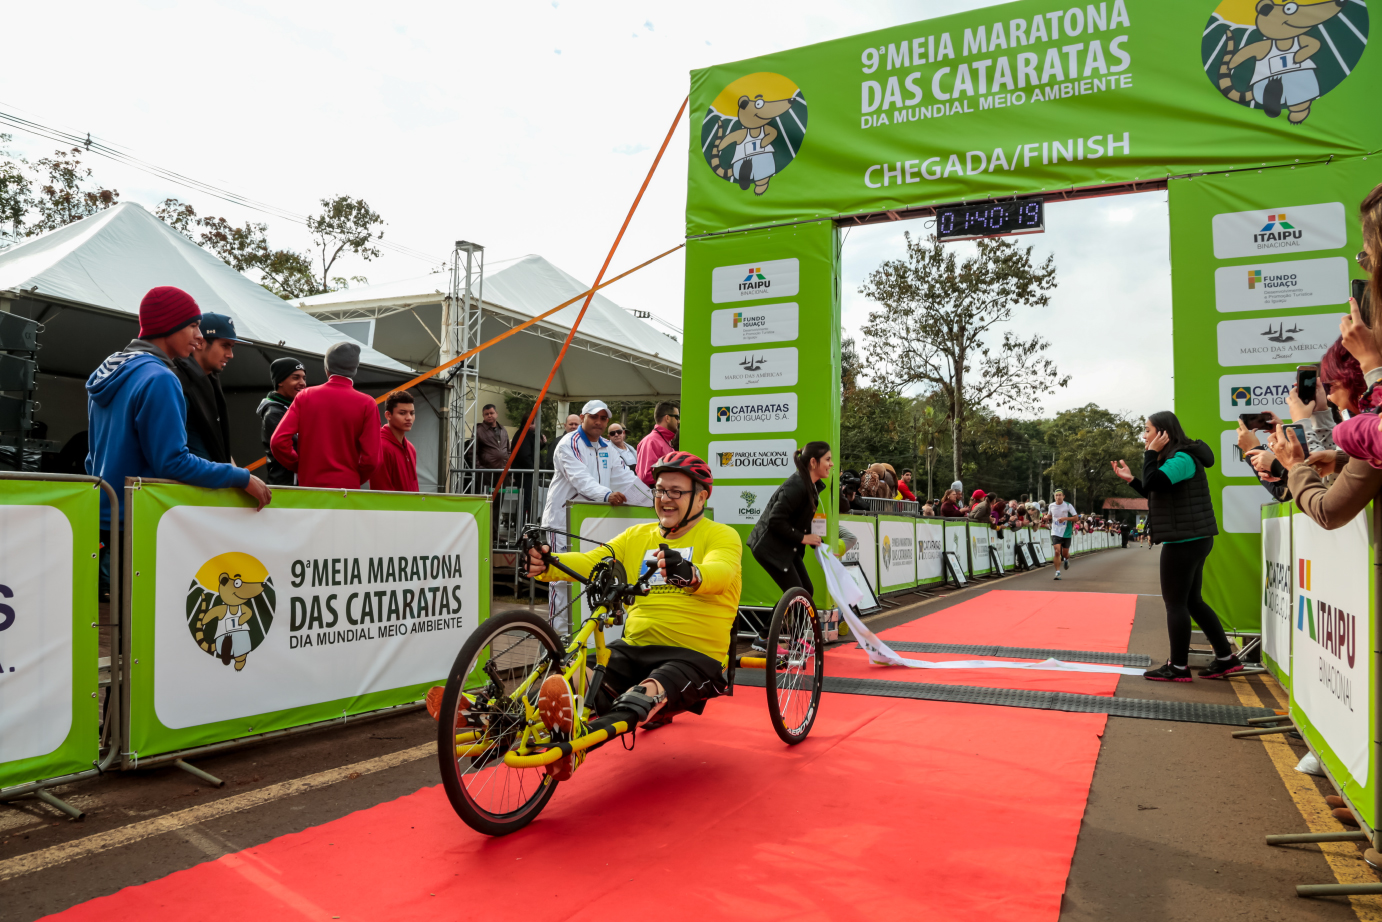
[824,590,1137,696]
[47,692,1107,922]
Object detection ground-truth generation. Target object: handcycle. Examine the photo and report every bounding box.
[435,525,824,836]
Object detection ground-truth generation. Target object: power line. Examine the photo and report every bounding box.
[0,106,445,265]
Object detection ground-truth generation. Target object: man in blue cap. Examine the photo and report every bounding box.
[173,311,249,463]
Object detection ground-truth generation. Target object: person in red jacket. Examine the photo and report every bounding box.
[373,390,419,492]
[898,469,917,501]
[635,401,679,487]
[270,341,381,488]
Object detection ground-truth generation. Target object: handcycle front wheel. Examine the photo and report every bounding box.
[764,587,824,745]
[437,609,564,836]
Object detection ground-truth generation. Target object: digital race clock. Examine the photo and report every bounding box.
[935,198,1044,242]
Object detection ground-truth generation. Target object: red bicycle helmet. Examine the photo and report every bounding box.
[650,451,714,497]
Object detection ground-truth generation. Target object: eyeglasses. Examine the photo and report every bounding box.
[609,429,624,436]
[653,487,691,500]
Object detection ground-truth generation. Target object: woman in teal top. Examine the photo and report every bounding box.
[1112,411,1242,682]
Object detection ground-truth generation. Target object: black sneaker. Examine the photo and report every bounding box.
[1144,661,1192,682]
[1063,557,1070,570]
[1199,655,1244,680]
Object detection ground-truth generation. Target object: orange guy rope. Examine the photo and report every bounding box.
[489,95,688,501]
[242,240,684,474]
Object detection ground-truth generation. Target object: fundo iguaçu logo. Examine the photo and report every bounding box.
[700,72,808,196]
[186,552,276,672]
[1203,0,1369,125]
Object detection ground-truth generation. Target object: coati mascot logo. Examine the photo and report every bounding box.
[185,552,276,672]
[700,72,807,196]
[1203,0,1368,125]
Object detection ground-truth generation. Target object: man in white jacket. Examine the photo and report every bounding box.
[542,399,652,632]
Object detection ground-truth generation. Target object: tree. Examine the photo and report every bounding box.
[156,197,326,300]
[26,148,119,235]
[307,195,384,294]
[859,232,1068,481]
[0,134,31,246]
[1041,404,1144,513]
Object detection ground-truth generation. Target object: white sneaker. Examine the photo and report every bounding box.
[1053,572,1062,580]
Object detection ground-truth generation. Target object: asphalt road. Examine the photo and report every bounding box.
[2,545,1376,920]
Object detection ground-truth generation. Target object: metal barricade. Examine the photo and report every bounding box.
[861,496,919,517]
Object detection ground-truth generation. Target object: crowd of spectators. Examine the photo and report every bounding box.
[1239,183,1382,534]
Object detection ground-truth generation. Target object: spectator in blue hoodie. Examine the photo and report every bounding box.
[87,287,272,589]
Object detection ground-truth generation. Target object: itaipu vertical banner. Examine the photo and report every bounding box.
[1168,156,1376,633]
[686,0,1375,235]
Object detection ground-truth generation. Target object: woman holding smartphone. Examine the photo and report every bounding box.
[748,441,832,596]
[1112,411,1242,682]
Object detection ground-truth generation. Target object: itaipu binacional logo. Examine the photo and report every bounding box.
[186,552,277,672]
[1202,0,1368,125]
[700,72,807,196]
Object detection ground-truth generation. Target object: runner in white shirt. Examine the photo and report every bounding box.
[541,399,651,632]
[1047,489,1078,580]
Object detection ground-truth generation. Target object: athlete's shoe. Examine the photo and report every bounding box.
[1198,655,1244,680]
[538,674,576,734]
[1144,661,1193,682]
[1053,571,1062,580]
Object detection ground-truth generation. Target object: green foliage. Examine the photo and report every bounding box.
[859,232,1067,480]
[23,148,120,236]
[502,391,559,443]
[1040,404,1145,512]
[307,195,384,294]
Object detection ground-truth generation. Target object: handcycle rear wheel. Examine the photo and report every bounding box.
[764,587,823,745]
[437,609,564,836]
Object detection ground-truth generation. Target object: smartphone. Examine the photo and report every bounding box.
[1353,278,1372,326]
[1296,364,1318,404]
[1283,422,1307,447]
[1239,412,1274,431]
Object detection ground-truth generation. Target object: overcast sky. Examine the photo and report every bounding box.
[1,0,1173,418]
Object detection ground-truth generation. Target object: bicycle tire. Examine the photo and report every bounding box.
[437,609,564,836]
[764,587,823,745]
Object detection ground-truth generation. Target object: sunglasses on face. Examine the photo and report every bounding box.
[609,429,624,436]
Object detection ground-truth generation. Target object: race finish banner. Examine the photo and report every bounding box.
[125,483,489,761]
[682,0,1378,624]
[1290,506,1374,830]
[1169,157,1378,632]
[1261,500,1293,688]
[0,479,100,789]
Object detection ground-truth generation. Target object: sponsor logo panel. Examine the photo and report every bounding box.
[1214,257,1349,312]
[1218,371,1296,421]
[710,258,800,303]
[708,392,798,434]
[1211,202,1346,259]
[710,302,799,347]
[1215,312,1338,367]
[709,347,798,390]
[706,486,771,526]
[707,439,796,480]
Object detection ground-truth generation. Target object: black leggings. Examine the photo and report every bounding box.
[1160,537,1233,666]
[753,549,813,597]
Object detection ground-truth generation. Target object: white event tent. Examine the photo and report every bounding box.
[0,203,446,486]
[294,254,682,403]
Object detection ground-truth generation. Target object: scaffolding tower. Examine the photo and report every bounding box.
[443,240,484,494]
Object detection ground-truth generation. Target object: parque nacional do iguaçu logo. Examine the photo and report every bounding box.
[701,72,808,196]
[186,552,276,672]
[1202,0,1368,125]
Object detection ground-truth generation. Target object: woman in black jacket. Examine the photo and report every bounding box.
[1112,410,1242,682]
[748,441,832,595]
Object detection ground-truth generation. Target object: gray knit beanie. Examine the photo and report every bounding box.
[324,341,361,379]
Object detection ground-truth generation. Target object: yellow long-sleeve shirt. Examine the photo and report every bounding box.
[538,517,743,665]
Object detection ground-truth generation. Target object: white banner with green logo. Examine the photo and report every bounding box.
[968,523,993,577]
[877,514,919,592]
[840,514,878,592]
[0,480,100,789]
[1290,506,1373,829]
[126,484,489,761]
[943,519,969,578]
[1261,500,1293,689]
[916,518,944,586]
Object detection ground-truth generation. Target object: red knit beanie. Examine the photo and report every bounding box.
[139,286,201,339]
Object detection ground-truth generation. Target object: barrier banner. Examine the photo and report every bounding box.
[943,519,969,578]
[1261,501,1293,688]
[568,503,661,633]
[876,514,918,592]
[1290,506,1374,829]
[915,518,943,586]
[126,484,489,760]
[968,523,992,577]
[1038,528,1053,560]
[0,479,100,789]
[1000,529,1016,568]
[840,514,878,592]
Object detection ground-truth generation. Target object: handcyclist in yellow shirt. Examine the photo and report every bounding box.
[525,452,742,735]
